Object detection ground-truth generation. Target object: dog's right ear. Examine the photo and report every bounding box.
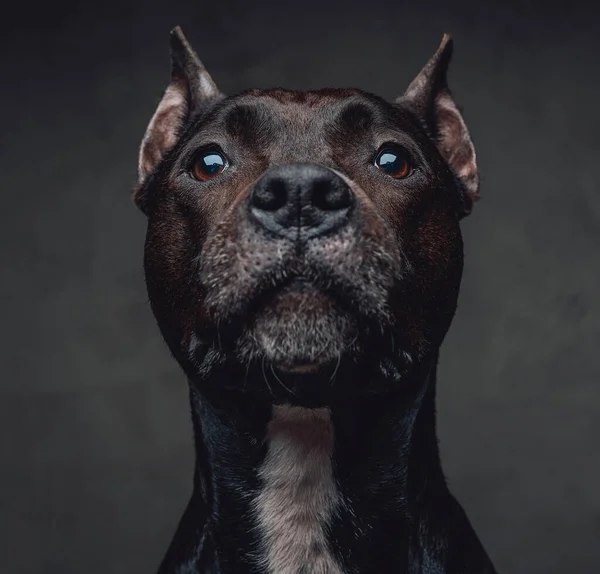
[134,26,222,210]
[398,35,479,218]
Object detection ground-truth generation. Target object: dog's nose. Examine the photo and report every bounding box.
[249,164,355,239]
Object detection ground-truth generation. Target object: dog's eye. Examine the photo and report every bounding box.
[374,145,413,179]
[191,151,228,181]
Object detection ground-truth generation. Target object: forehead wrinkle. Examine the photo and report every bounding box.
[335,102,376,131]
[323,100,377,156]
[223,102,274,149]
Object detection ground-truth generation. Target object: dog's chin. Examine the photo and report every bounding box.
[235,281,358,378]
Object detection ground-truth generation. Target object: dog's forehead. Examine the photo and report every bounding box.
[230,88,378,118]
[201,88,413,141]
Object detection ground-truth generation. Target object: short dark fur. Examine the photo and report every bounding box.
[134,27,496,573]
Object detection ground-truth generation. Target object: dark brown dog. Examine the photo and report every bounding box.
[133,26,497,574]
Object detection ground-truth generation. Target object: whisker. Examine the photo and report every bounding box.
[216,319,223,352]
[270,363,296,396]
[329,354,342,386]
[346,332,359,353]
[261,356,275,398]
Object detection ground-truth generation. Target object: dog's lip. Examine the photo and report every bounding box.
[279,271,350,299]
[246,273,322,310]
[274,362,324,374]
[283,276,314,290]
[250,273,362,322]
[215,268,362,330]
[283,363,319,372]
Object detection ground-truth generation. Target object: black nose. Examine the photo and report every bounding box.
[249,164,355,240]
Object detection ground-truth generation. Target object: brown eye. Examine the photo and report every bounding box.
[375,145,413,179]
[191,150,228,181]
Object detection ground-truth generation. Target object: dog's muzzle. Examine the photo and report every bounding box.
[248,163,355,240]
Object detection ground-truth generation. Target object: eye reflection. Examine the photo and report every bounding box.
[374,145,413,179]
[191,151,227,181]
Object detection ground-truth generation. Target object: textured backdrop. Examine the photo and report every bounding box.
[2,0,599,572]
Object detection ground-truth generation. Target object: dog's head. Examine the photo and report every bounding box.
[134,28,478,405]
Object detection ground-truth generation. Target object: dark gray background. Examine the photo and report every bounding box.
[2,0,599,572]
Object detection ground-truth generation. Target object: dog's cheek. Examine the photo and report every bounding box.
[384,191,463,357]
[144,196,209,362]
[411,208,463,353]
[200,211,289,321]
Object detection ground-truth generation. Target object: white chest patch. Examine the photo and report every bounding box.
[253,405,344,574]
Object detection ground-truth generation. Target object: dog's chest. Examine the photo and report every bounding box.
[253,405,344,574]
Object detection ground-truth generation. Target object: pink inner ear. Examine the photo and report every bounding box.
[137,84,188,184]
[435,93,479,201]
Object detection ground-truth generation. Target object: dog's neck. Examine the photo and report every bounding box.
[158,354,481,573]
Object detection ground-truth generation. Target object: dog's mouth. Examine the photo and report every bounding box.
[248,275,339,316]
[197,219,403,388]
[189,249,415,404]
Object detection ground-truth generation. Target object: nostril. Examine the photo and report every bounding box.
[252,178,288,212]
[311,178,353,212]
[249,165,355,239]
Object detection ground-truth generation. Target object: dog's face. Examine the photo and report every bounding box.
[134,29,478,404]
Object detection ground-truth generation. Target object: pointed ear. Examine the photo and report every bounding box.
[135,26,222,197]
[398,34,479,216]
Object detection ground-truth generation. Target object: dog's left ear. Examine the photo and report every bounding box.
[398,34,479,216]
[135,26,222,207]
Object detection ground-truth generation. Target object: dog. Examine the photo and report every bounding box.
[133,26,498,574]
